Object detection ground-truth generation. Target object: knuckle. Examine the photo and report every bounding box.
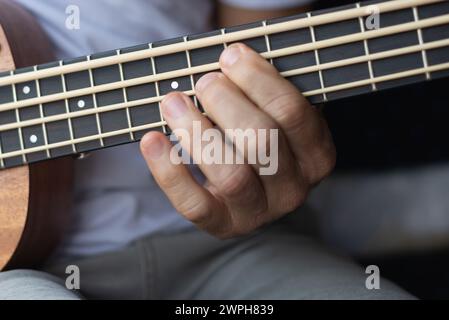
[196,72,224,98]
[216,166,253,200]
[157,169,183,191]
[178,198,211,224]
[259,118,279,131]
[266,92,308,131]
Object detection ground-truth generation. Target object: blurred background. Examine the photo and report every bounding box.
[307,0,449,299]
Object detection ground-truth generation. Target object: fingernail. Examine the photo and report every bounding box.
[220,45,243,67]
[162,94,187,119]
[145,136,164,160]
[195,72,220,93]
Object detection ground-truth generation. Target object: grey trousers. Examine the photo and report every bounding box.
[0,209,414,300]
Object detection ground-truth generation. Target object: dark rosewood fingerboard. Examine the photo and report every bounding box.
[1,0,449,170]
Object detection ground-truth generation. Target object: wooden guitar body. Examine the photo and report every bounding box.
[0,0,73,271]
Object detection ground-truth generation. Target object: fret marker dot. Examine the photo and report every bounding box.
[22,86,31,95]
[171,81,179,90]
[29,135,38,144]
[77,100,86,108]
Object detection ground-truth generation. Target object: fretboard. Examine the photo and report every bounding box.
[0,0,448,169]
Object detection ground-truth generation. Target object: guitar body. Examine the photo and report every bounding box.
[0,0,73,270]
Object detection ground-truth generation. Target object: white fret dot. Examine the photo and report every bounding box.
[22,86,31,95]
[171,81,179,90]
[29,135,38,144]
[77,100,86,108]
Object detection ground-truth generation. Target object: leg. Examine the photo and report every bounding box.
[44,206,415,300]
[147,207,415,300]
[0,270,81,300]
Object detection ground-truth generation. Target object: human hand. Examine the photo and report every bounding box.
[140,43,336,238]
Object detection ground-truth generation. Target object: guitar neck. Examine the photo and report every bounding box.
[0,0,448,169]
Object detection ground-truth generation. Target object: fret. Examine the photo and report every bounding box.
[419,1,449,19]
[122,44,157,105]
[68,95,94,112]
[188,30,223,67]
[159,76,191,95]
[221,28,228,48]
[418,0,449,80]
[43,101,66,117]
[266,12,326,104]
[192,73,206,113]
[273,52,317,73]
[262,21,273,65]
[313,4,372,100]
[368,7,419,53]
[413,7,430,80]
[14,67,37,102]
[87,55,105,148]
[91,50,121,86]
[64,52,100,149]
[184,36,199,109]
[34,65,50,159]
[149,42,167,134]
[121,44,154,80]
[38,61,63,96]
[307,13,327,102]
[311,0,367,98]
[225,21,267,53]
[64,57,91,91]
[153,37,188,73]
[357,2,377,91]
[129,103,164,140]
[0,127,23,167]
[46,119,72,158]
[117,49,134,141]
[11,71,26,164]
[124,46,164,140]
[268,14,315,75]
[267,13,310,49]
[59,61,77,155]
[367,6,425,91]
[19,105,40,121]
[288,72,325,105]
[22,124,47,162]
[126,83,157,102]
[71,114,101,152]
[372,52,426,90]
[424,47,449,80]
[0,72,13,168]
[89,49,133,146]
[422,23,449,43]
[94,84,129,147]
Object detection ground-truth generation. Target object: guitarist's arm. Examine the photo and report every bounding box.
[139,2,336,239]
